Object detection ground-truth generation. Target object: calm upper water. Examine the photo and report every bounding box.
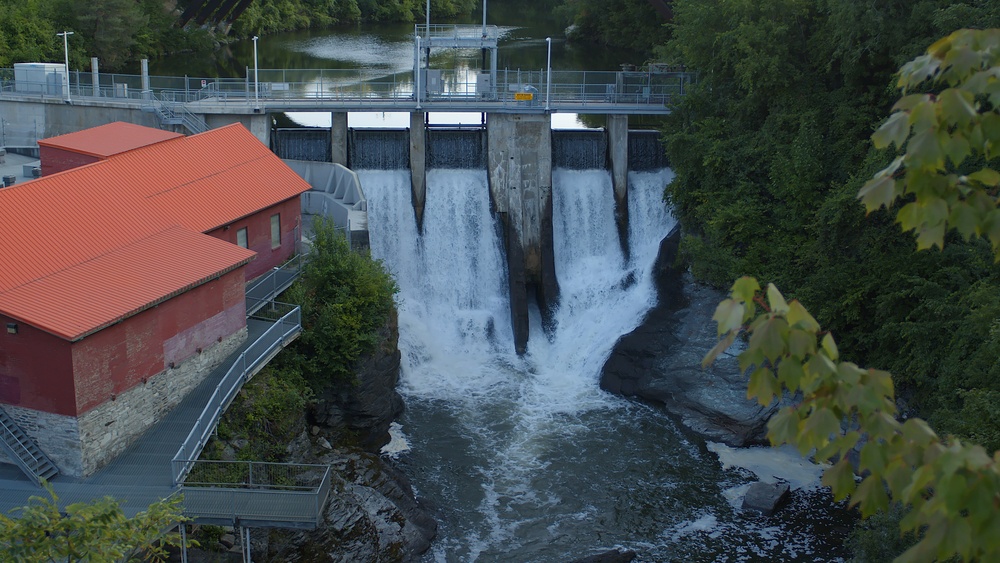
[156,5,854,560]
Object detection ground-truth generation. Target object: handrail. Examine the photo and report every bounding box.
[171,304,302,485]
[245,254,304,315]
[179,464,332,526]
[0,414,44,487]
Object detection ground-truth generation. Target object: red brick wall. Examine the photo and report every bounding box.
[70,267,247,416]
[206,197,302,281]
[0,314,75,415]
[39,146,101,177]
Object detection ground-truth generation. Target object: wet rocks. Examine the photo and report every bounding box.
[742,481,791,516]
[600,227,779,446]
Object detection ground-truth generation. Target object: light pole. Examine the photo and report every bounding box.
[252,36,260,111]
[56,31,73,103]
[545,37,552,111]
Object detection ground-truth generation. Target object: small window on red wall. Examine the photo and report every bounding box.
[270,214,281,249]
[237,227,248,248]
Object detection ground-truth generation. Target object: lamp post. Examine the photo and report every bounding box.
[56,31,73,103]
[545,37,552,111]
[252,36,260,111]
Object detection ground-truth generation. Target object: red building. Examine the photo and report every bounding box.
[0,123,310,476]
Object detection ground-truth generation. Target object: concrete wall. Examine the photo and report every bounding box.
[204,113,270,147]
[207,197,301,281]
[70,268,247,415]
[0,97,160,144]
[486,113,558,354]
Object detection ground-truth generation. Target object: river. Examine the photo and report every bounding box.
[154,5,853,561]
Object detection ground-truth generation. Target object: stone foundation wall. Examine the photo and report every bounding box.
[0,327,247,478]
[77,327,247,476]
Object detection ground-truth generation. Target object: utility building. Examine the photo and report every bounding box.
[0,122,310,477]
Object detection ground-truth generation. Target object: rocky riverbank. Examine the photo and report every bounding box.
[601,227,778,447]
[188,313,436,562]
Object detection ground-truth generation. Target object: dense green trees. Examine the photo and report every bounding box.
[662,0,1000,457]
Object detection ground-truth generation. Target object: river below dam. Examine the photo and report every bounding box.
[361,167,852,562]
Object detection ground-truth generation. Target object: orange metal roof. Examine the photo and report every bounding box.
[0,227,254,341]
[108,123,312,231]
[0,122,308,340]
[37,122,183,159]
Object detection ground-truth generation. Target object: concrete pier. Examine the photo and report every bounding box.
[487,113,558,354]
[409,112,427,231]
[330,112,348,165]
[608,114,630,261]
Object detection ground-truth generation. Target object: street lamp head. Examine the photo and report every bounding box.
[252,36,258,41]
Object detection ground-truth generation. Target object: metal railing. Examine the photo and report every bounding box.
[245,254,305,315]
[179,461,332,527]
[0,67,694,112]
[170,304,302,485]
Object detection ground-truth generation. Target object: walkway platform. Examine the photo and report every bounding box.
[0,318,276,518]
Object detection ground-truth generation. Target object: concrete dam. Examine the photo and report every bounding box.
[275,114,669,354]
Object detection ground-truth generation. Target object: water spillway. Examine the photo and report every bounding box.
[359,164,850,561]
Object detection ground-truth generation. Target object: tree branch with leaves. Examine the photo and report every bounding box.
[706,28,1000,563]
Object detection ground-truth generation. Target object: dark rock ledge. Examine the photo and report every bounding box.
[600,226,778,447]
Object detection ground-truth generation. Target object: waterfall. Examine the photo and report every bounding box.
[349,129,410,170]
[552,130,608,170]
[427,129,487,169]
[272,127,332,162]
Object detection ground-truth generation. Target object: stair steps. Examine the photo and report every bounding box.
[0,407,59,486]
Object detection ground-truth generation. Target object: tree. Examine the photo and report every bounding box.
[0,485,193,562]
[705,29,1000,562]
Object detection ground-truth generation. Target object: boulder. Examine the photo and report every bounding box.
[742,481,791,516]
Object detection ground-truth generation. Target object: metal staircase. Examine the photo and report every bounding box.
[0,406,58,486]
[142,93,209,135]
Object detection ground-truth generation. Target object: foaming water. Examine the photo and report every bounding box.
[361,167,850,562]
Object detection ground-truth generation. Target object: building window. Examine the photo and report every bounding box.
[270,214,281,249]
[237,227,248,249]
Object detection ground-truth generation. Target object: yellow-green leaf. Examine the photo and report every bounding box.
[712,299,744,336]
[821,333,839,361]
[730,276,761,304]
[859,176,898,212]
[821,458,857,501]
[968,168,1000,186]
[851,474,890,517]
[786,300,820,332]
[872,111,911,150]
[702,331,736,368]
[766,283,789,314]
[748,317,789,362]
[777,358,804,390]
[747,367,779,405]
[939,88,977,128]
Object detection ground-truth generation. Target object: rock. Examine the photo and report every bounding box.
[312,311,405,452]
[569,549,638,563]
[311,425,321,436]
[601,227,780,446]
[318,437,332,450]
[742,481,791,516]
[266,450,436,562]
[219,533,236,549]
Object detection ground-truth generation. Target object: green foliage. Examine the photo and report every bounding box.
[216,364,312,461]
[288,218,398,389]
[706,278,1000,562]
[704,28,1000,563]
[0,485,193,562]
[561,0,670,53]
[847,503,919,563]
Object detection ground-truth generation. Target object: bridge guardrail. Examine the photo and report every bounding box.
[0,67,694,112]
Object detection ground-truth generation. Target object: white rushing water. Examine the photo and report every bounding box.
[361,167,848,562]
